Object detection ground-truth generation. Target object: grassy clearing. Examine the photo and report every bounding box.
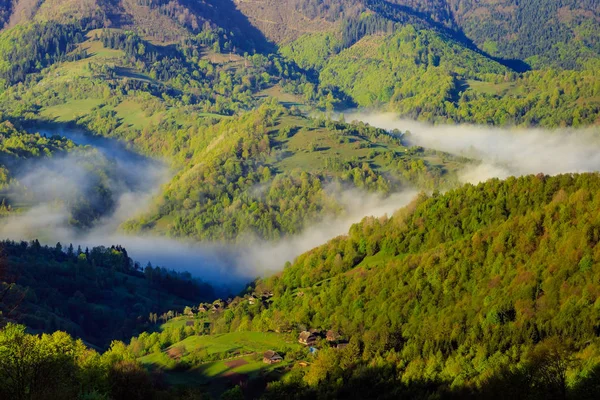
[40,98,103,121]
[257,85,308,110]
[139,331,300,392]
[466,79,521,96]
[272,115,405,175]
[173,331,296,358]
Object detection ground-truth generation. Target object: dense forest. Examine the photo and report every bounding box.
[5,174,600,399]
[195,173,600,399]
[0,239,214,348]
[0,0,598,398]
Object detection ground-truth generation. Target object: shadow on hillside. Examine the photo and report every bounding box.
[182,0,274,54]
[255,363,600,400]
[13,118,151,164]
[368,0,531,73]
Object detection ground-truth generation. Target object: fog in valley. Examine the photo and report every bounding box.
[344,112,600,183]
[0,127,417,289]
[3,118,600,289]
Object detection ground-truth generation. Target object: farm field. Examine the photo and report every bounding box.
[139,330,302,395]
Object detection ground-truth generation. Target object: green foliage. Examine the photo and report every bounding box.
[450,0,599,68]
[0,240,214,347]
[279,33,341,71]
[312,26,600,126]
[0,120,75,158]
[0,21,89,86]
[211,173,600,398]
[0,323,172,400]
[123,102,461,241]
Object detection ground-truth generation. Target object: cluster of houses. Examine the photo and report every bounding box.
[261,328,347,366]
[196,299,231,314]
[247,291,274,305]
[192,291,274,315]
[298,329,348,349]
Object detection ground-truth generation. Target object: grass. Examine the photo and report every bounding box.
[272,115,405,175]
[257,85,309,111]
[111,99,164,130]
[40,98,103,121]
[139,331,300,394]
[466,79,521,96]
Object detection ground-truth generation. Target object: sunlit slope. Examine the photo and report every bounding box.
[296,26,600,126]
[209,173,600,398]
[122,103,466,241]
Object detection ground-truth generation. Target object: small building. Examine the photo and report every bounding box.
[263,350,283,364]
[326,330,340,342]
[336,343,349,350]
[248,296,256,305]
[298,331,318,346]
[198,305,207,313]
[185,320,194,327]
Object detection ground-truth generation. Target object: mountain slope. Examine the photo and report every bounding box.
[448,0,600,68]
[197,173,600,398]
[237,0,599,68]
[0,239,215,348]
[123,102,464,241]
[0,0,271,48]
[283,26,600,126]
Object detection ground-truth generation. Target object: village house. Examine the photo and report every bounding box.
[263,350,283,364]
[248,296,256,305]
[326,330,340,342]
[298,331,318,346]
[198,305,207,313]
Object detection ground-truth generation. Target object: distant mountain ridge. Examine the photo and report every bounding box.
[236,0,599,68]
[0,0,597,68]
[0,0,270,48]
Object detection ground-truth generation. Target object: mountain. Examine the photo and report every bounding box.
[0,238,215,348]
[447,0,600,68]
[238,0,600,69]
[191,173,600,399]
[121,102,463,241]
[4,173,600,399]
[0,0,270,48]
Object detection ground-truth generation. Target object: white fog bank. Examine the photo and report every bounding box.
[0,125,418,288]
[343,112,600,184]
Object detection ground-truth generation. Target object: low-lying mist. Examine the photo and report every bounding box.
[343,112,600,183]
[0,127,418,290]
[7,116,597,291]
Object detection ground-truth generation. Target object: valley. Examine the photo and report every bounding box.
[0,0,598,399]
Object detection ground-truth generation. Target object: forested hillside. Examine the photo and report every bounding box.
[195,173,600,398]
[238,0,599,68]
[283,25,600,126]
[123,101,463,241]
[0,1,598,398]
[447,0,599,68]
[9,174,600,398]
[0,239,215,348]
